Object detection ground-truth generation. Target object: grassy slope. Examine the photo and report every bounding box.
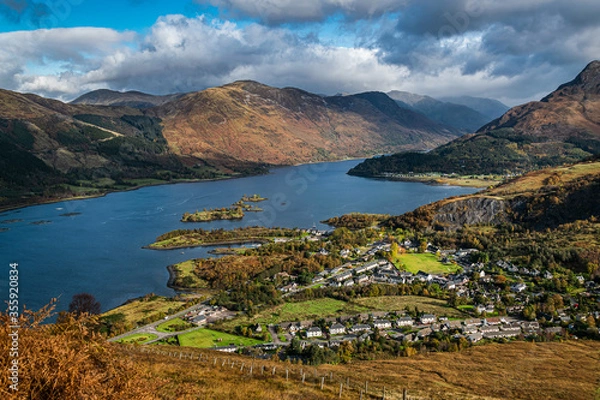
[101,295,191,325]
[119,340,600,399]
[396,252,461,274]
[178,329,266,348]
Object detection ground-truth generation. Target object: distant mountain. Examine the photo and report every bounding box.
[0,80,464,209]
[438,95,509,120]
[388,90,491,132]
[0,89,260,210]
[150,81,460,166]
[350,61,600,177]
[71,89,184,108]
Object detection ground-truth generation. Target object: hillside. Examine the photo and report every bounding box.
[151,81,460,165]
[0,89,258,211]
[1,81,464,209]
[2,306,599,400]
[71,89,184,108]
[385,160,600,232]
[439,95,509,120]
[350,61,600,177]
[388,90,491,132]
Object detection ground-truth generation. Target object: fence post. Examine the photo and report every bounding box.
[403,388,407,400]
[321,376,324,390]
[339,383,343,398]
[286,369,289,381]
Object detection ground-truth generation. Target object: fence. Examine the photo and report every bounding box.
[125,345,432,399]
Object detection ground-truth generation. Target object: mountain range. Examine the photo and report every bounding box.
[349,61,600,177]
[387,91,505,132]
[0,81,468,210]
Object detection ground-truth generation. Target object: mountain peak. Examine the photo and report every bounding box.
[543,60,600,101]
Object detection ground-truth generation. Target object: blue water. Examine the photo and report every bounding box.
[0,160,478,313]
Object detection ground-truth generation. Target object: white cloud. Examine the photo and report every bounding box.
[0,12,596,106]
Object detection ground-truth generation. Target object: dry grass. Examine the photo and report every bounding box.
[487,160,600,199]
[0,303,158,400]
[3,303,599,400]
[101,294,193,324]
[354,296,467,318]
[119,340,600,400]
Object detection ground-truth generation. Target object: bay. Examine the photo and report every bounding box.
[0,159,478,313]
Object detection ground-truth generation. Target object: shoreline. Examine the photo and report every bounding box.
[0,175,242,215]
[352,174,497,188]
[143,238,270,251]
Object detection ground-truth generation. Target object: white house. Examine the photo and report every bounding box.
[306,327,323,338]
[420,314,436,324]
[396,317,414,327]
[373,320,392,329]
[329,323,346,335]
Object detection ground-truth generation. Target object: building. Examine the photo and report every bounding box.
[396,317,414,327]
[373,320,392,329]
[306,327,323,338]
[420,314,436,324]
[329,323,346,335]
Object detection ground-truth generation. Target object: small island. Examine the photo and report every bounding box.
[240,194,267,202]
[181,194,266,222]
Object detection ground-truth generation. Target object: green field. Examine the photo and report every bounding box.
[397,253,460,274]
[156,317,194,333]
[178,329,265,348]
[117,333,158,344]
[355,296,468,318]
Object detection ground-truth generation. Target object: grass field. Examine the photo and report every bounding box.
[171,260,208,288]
[116,333,158,344]
[397,253,461,274]
[156,318,194,333]
[220,295,467,330]
[178,328,266,348]
[354,296,467,318]
[101,295,194,326]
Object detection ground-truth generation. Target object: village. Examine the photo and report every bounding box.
[174,229,600,355]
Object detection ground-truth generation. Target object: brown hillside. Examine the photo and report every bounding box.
[154,81,458,165]
[479,60,600,141]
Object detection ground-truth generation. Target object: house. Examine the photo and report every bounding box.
[214,345,238,353]
[416,271,433,282]
[467,333,483,343]
[355,274,370,284]
[343,279,355,287]
[306,327,323,338]
[511,283,527,293]
[544,270,554,280]
[373,320,392,329]
[336,271,354,282]
[420,314,436,324]
[486,304,495,314]
[350,324,371,334]
[329,323,346,335]
[191,315,207,325]
[417,328,433,339]
[396,317,414,327]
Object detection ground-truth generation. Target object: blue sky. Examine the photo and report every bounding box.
[0,0,598,105]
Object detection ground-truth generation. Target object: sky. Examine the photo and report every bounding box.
[0,0,598,106]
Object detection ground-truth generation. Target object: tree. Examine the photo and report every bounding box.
[68,293,101,316]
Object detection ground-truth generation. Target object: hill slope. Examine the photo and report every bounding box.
[151,81,460,165]
[439,95,509,120]
[0,89,255,210]
[350,61,600,177]
[388,90,491,132]
[71,89,184,108]
[385,159,600,231]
